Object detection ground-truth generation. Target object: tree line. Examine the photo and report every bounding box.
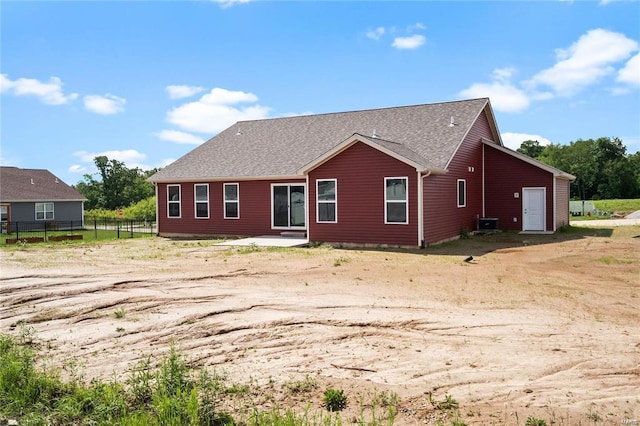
[517,137,640,200]
[74,156,157,212]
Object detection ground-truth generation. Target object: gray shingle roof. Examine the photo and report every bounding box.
[149,98,493,182]
[0,167,86,202]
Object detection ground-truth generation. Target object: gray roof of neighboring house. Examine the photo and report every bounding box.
[149,98,496,182]
[0,167,86,202]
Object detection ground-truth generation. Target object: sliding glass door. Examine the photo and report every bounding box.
[272,184,306,229]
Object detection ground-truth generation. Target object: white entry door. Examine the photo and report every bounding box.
[523,188,545,231]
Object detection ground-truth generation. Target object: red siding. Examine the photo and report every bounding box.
[157,179,305,237]
[423,111,489,244]
[308,142,418,247]
[484,146,554,231]
[555,178,570,230]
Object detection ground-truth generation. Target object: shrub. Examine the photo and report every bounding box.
[322,388,347,412]
[525,416,547,426]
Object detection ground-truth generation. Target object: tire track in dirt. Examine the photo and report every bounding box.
[2,236,639,425]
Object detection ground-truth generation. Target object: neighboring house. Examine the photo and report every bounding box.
[148,98,575,248]
[0,167,86,233]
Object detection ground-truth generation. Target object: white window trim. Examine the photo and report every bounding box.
[316,179,337,223]
[457,179,466,208]
[194,183,210,219]
[167,184,181,218]
[384,177,409,225]
[224,183,240,219]
[35,202,54,221]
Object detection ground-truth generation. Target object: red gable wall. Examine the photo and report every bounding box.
[484,146,554,231]
[308,142,418,247]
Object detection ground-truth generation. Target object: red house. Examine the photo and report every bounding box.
[148,98,574,248]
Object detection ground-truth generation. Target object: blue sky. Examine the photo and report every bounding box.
[1,0,639,187]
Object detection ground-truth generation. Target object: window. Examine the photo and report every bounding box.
[317,179,337,223]
[384,177,408,224]
[224,183,239,219]
[35,203,54,220]
[167,185,181,218]
[194,184,209,219]
[457,179,466,208]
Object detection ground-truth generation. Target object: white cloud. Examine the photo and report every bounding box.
[166,85,206,99]
[527,28,639,97]
[84,94,126,114]
[406,22,426,32]
[200,87,258,104]
[501,132,553,150]
[71,149,162,173]
[68,164,88,174]
[0,74,78,105]
[492,67,517,82]
[392,34,426,50]
[73,149,146,164]
[459,79,531,113]
[211,0,249,8]
[155,129,205,145]
[366,27,385,41]
[166,87,270,134]
[617,53,640,86]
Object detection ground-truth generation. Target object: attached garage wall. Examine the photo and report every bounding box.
[156,179,305,237]
[423,111,489,244]
[484,145,554,231]
[308,142,419,247]
[555,177,570,230]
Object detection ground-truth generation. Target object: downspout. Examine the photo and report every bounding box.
[419,169,432,248]
[552,176,557,232]
[482,144,486,218]
[305,174,310,240]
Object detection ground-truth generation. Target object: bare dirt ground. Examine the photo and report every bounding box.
[1,227,639,425]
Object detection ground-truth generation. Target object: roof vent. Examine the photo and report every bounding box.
[449,116,456,127]
[236,130,243,136]
[55,178,59,184]
[372,129,377,138]
[30,178,35,185]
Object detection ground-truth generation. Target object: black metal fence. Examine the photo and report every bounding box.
[1,219,156,244]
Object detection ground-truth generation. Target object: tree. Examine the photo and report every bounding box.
[535,137,639,200]
[517,140,545,159]
[75,156,157,210]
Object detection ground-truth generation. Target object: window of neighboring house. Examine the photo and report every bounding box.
[385,177,408,224]
[317,179,337,223]
[457,179,466,208]
[35,203,54,220]
[224,183,239,219]
[167,185,181,218]
[194,184,209,219]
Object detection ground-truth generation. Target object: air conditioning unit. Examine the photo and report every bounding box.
[479,218,499,230]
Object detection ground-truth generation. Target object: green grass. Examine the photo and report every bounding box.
[1,228,154,247]
[570,198,640,221]
[0,332,397,425]
[592,199,640,214]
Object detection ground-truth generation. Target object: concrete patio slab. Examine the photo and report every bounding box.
[216,235,309,247]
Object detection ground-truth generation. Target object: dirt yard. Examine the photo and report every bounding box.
[1,227,639,425]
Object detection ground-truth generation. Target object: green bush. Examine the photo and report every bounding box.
[322,388,347,412]
[525,416,547,426]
